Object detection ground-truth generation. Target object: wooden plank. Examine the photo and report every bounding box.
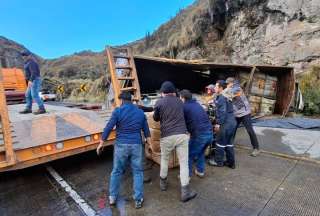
[127,48,142,103]
[244,66,256,96]
[117,76,135,80]
[106,47,122,106]
[0,67,16,166]
[120,87,136,91]
[113,55,130,59]
[115,66,132,70]
[282,68,296,117]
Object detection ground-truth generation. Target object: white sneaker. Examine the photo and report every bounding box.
[195,169,205,178]
[250,149,260,157]
[109,196,116,206]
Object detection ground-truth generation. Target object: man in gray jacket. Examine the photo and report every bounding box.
[226,77,260,157]
[153,81,197,202]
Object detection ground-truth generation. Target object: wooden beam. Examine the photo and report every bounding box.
[244,66,256,96]
[0,67,16,166]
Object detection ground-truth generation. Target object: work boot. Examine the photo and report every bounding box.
[33,108,46,115]
[181,184,197,202]
[144,176,151,183]
[224,161,236,169]
[19,109,32,114]
[250,149,260,157]
[160,177,168,191]
[135,198,144,209]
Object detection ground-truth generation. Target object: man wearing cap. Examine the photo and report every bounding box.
[153,81,197,202]
[225,77,260,157]
[19,50,46,115]
[179,89,213,178]
[97,92,151,209]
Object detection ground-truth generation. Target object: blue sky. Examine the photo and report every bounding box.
[0,0,194,59]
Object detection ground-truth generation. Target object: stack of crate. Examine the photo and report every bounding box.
[145,112,179,168]
[249,72,278,115]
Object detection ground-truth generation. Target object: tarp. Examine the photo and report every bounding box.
[252,117,320,130]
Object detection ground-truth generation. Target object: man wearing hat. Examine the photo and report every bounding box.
[153,81,197,202]
[225,77,260,157]
[97,92,151,209]
[19,50,46,114]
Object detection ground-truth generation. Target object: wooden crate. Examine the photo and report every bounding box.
[145,141,179,168]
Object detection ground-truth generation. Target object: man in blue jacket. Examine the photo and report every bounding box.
[97,92,151,209]
[179,89,213,178]
[208,80,237,169]
[19,50,46,115]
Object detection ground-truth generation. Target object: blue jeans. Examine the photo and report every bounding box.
[189,132,213,176]
[109,143,143,201]
[25,78,44,110]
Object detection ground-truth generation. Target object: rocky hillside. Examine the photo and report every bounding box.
[0,36,42,68]
[1,0,319,100]
[132,0,320,73]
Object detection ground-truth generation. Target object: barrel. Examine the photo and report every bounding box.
[263,75,278,99]
[260,97,276,115]
[249,95,262,115]
[250,73,266,96]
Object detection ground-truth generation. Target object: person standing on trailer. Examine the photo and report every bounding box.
[208,80,237,169]
[225,77,260,157]
[179,89,213,178]
[153,81,197,202]
[19,50,46,115]
[97,92,151,209]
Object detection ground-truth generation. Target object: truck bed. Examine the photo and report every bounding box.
[7,104,110,151]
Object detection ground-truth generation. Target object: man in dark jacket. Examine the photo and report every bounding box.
[180,89,213,178]
[19,50,46,114]
[208,80,237,169]
[153,81,197,202]
[97,92,151,209]
[226,77,260,157]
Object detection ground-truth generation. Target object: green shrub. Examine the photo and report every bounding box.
[299,66,320,115]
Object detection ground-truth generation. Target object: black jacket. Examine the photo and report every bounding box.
[153,95,187,138]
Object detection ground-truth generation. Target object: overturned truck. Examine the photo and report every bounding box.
[107,48,296,168]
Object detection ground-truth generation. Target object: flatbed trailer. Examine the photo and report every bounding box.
[0,103,115,172]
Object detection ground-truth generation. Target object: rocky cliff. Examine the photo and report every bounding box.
[132,0,320,73]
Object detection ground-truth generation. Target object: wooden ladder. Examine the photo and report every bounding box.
[106,47,141,107]
[0,67,15,168]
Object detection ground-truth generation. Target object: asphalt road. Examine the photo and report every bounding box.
[1,144,320,216]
